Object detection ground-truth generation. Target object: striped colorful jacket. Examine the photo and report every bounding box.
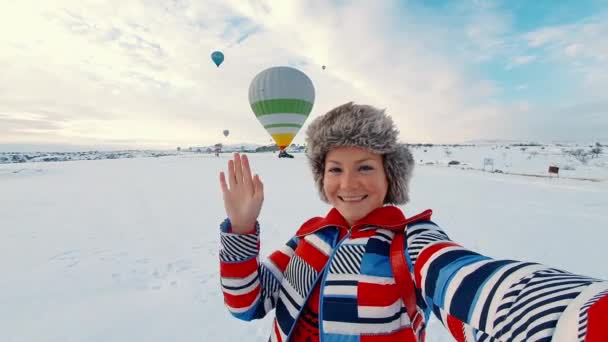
[219,206,608,341]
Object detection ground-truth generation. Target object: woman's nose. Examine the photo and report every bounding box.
[340,171,359,189]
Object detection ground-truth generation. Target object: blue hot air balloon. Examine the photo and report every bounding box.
[211,51,224,67]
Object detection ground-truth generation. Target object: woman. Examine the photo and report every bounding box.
[218,102,607,341]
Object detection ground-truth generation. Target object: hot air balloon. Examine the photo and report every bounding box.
[211,51,224,67]
[249,66,315,151]
[322,65,326,70]
[223,129,229,137]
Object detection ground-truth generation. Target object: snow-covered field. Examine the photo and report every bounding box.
[1,146,607,342]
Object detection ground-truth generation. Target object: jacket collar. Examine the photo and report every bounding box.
[296,206,431,237]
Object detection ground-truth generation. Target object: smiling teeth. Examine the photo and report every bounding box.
[340,196,366,201]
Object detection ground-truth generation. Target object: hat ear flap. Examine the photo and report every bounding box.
[382,144,414,205]
[309,151,329,203]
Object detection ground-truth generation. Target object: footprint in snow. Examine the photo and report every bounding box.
[49,250,80,267]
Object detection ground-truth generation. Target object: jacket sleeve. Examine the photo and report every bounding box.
[219,218,298,321]
[405,221,608,341]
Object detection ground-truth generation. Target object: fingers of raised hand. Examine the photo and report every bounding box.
[227,159,236,189]
[224,154,258,197]
[234,153,243,185]
[219,171,228,193]
[241,154,254,188]
[253,174,264,200]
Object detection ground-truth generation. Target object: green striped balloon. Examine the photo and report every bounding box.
[248,66,315,150]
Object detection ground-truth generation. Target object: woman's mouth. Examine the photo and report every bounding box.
[338,195,368,202]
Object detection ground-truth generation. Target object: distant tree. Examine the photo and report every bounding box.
[528,151,539,159]
[563,164,576,171]
[255,144,279,153]
[11,154,26,163]
[568,149,590,164]
[591,145,602,158]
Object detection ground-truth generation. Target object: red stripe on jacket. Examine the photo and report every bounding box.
[357,282,399,306]
[360,327,417,341]
[296,238,329,272]
[446,314,466,342]
[220,257,258,278]
[223,285,260,309]
[414,241,460,287]
[586,294,608,341]
[269,250,291,273]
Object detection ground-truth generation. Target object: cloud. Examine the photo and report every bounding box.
[219,1,520,142]
[509,99,608,142]
[525,26,568,47]
[515,101,531,112]
[506,55,536,69]
[522,13,608,95]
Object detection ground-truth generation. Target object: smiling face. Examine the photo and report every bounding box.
[323,146,389,227]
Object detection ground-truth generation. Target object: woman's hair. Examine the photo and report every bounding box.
[305,102,414,204]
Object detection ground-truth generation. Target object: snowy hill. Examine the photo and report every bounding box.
[409,143,607,181]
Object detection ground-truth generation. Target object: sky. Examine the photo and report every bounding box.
[1,0,607,151]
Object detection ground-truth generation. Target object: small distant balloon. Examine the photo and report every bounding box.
[322,65,326,70]
[211,51,224,67]
[223,129,229,137]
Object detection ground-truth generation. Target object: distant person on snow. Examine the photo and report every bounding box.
[278,150,294,158]
[214,143,222,157]
[218,102,608,341]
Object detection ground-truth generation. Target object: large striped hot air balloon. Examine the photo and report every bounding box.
[248,66,315,150]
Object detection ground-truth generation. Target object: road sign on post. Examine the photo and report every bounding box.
[483,158,494,171]
[548,166,559,177]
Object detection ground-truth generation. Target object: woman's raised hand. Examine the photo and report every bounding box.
[219,153,264,234]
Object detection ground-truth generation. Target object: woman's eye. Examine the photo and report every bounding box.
[359,165,374,171]
[328,167,342,173]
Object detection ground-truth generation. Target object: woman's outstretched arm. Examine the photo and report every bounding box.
[405,221,608,341]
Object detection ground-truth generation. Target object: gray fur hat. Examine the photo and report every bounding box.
[305,102,414,205]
